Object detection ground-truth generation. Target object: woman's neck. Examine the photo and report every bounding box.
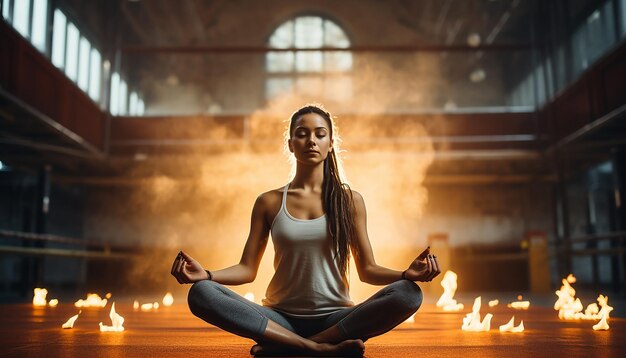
[291,162,324,191]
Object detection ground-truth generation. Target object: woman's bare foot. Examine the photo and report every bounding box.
[250,339,365,357]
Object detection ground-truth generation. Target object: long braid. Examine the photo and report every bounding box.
[289,104,356,278]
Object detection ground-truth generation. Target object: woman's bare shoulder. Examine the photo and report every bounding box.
[255,186,285,212]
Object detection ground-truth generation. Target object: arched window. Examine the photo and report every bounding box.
[265,16,352,101]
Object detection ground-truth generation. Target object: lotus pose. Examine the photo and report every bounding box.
[171,104,441,357]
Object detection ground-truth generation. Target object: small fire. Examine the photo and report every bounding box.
[140,302,160,311]
[74,293,108,308]
[436,271,464,312]
[592,295,614,331]
[163,292,174,306]
[554,274,614,330]
[244,292,255,302]
[62,311,81,329]
[49,299,59,307]
[461,297,492,332]
[105,293,112,299]
[99,302,125,332]
[33,288,48,306]
[499,316,524,333]
[507,301,530,310]
[133,300,139,310]
[488,300,499,307]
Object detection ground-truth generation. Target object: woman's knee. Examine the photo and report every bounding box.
[187,280,218,316]
[392,279,423,312]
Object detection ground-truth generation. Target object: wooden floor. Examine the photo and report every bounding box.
[1,298,625,357]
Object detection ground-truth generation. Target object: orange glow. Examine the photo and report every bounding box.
[48,299,59,307]
[499,316,524,333]
[403,313,415,324]
[33,288,48,307]
[488,299,499,307]
[99,302,125,332]
[61,311,81,329]
[461,297,492,332]
[74,293,108,308]
[162,293,174,306]
[105,292,112,299]
[436,271,464,312]
[133,300,139,310]
[507,301,530,310]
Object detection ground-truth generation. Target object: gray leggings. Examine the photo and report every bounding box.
[187,279,422,343]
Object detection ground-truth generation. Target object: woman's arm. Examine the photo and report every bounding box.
[350,191,440,285]
[171,193,272,285]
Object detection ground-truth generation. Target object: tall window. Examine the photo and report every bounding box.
[265,16,352,101]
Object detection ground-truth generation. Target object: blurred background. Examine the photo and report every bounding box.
[0,0,625,304]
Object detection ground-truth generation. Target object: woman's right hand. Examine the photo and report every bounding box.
[170,251,209,284]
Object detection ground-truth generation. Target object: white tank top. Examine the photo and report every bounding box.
[262,183,354,317]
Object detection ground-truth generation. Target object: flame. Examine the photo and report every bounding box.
[33,288,48,306]
[133,300,139,310]
[554,274,614,326]
[499,316,524,333]
[488,300,499,307]
[507,301,530,310]
[461,297,492,332]
[74,293,108,308]
[99,302,125,332]
[62,311,81,329]
[140,303,155,311]
[244,292,255,302]
[49,299,59,307]
[105,293,112,299]
[162,292,174,306]
[436,271,464,311]
[592,295,613,330]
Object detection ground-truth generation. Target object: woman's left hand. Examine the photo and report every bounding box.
[403,247,441,282]
[170,251,209,284]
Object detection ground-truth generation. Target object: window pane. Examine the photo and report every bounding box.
[77,37,90,91]
[89,48,101,101]
[2,0,10,20]
[65,23,79,81]
[31,0,48,51]
[129,91,138,115]
[295,51,323,72]
[296,77,323,96]
[294,17,323,48]
[110,72,120,115]
[137,98,145,115]
[266,51,294,72]
[265,78,293,99]
[325,51,352,72]
[269,21,293,48]
[324,77,352,101]
[324,20,349,48]
[621,0,626,37]
[51,10,66,68]
[119,79,128,115]
[13,0,31,37]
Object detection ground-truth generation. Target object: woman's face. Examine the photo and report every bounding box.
[289,112,334,165]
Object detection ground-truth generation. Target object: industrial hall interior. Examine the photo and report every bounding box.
[1,0,626,357]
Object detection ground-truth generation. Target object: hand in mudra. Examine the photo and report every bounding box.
[403,247,441,282]
[170,251,209,284]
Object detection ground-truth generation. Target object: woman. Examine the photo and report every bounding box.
[171,104,441,357]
